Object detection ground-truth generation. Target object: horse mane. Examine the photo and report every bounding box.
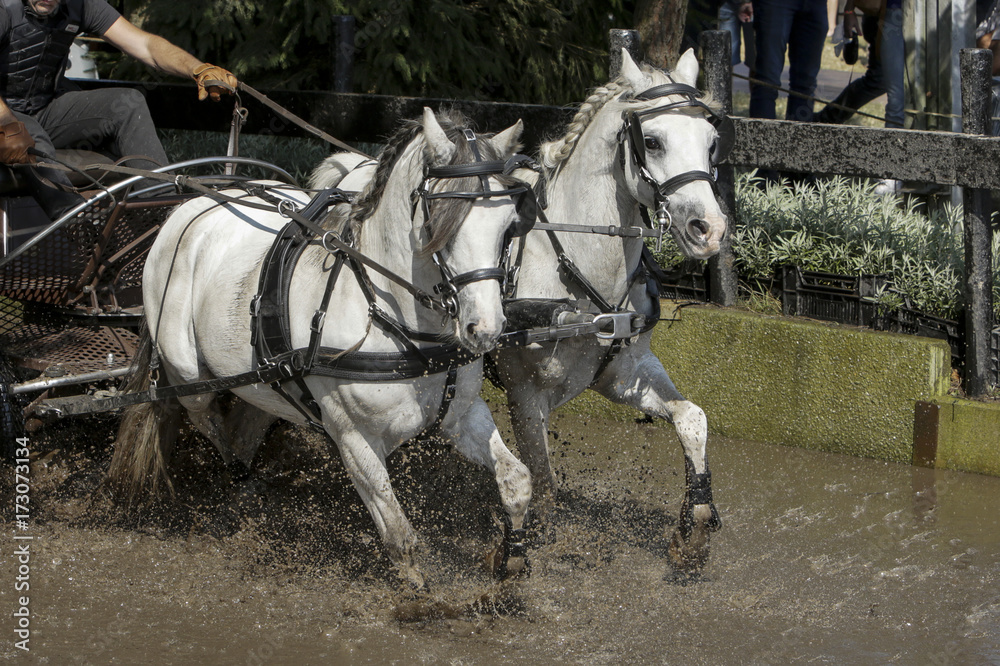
[538,62,718,177]
[335,109,517,256]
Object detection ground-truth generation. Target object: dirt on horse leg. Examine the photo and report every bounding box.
[447,399,532,580]
[592,347,721,572]
[334,431,425,590]
[506,394,556,518]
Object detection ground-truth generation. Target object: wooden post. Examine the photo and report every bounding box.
[609,29,641,78]
[905,0,949,131]
[959,48,996,395]
[701,30,738,307]
[333,16,356,94]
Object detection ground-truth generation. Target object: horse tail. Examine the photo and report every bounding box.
[108,328,180,504]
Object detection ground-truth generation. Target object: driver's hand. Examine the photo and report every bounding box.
[0,121,35,165]
[192,63,238,102]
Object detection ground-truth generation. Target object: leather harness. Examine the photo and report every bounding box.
[244,134,537,435]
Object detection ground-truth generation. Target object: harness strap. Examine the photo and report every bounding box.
[237,82,372,159]
[533,220,660,238]
[449,267,506,288]
[544,228,616,313]
[225,104,248,176]
[420,366,458,438]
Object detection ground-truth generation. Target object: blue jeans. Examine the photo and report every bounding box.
[749,0,829,121]
[814,8,905,128]
[718,0,756,67]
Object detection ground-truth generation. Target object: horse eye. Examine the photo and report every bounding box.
[644,136,661,152]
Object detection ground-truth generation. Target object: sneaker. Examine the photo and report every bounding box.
[873,179,901,196]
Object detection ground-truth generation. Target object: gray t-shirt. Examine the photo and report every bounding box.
[0,0,121,40]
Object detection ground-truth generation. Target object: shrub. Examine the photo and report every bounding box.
[651,172,1000,323]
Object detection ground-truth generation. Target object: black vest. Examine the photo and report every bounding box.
[1,0,84,114]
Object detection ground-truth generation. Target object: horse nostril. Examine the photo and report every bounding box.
[467,322,478,338]
[689,219,710,239]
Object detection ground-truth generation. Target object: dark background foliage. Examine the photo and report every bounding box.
[99,0,646,105]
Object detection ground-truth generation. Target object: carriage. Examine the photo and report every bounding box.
[0,151,296,434]
[1,49,731,585]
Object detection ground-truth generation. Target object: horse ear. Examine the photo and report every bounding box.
[491,119,523,157]
[673,48,700,87]
[422,107,456,166]
[619,47,650,91]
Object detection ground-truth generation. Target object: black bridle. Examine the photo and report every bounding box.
[411,129,538,315]
[617,82,735,250]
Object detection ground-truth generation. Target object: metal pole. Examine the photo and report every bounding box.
[701,30,738,307]
[609,29,641,78]
[333,16,356,93]
[959,48,996,395]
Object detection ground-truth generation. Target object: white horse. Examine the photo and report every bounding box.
[110,109,533,589]
[309,50,728,572]
[499,49,728,571]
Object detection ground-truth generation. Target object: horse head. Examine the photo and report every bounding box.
[616,49,729,259]
[416,108,527,354]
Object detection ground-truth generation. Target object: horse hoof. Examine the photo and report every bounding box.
[484,544,530,581]
[396,564,427,592]
[667,525,710,573]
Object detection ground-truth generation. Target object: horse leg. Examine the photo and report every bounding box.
[177,393,239,467]
[225,399,281,468]
[444,398,532,580]
[333,430,425,590]
[505,390,557,515]
[591,340,721,572]
[159,353,247,480]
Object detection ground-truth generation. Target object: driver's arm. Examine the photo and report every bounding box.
[101,16,237,101]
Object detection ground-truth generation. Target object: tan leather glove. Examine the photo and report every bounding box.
[192,63,238,102]
[0,121,35,165]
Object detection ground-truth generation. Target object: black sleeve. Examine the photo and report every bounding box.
[82,0,122,37]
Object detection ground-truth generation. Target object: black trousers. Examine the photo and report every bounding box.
[14,87,169,219]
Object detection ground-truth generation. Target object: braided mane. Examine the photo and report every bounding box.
[538,61,718,178]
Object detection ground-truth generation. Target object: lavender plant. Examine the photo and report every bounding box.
[652,173,1000,323]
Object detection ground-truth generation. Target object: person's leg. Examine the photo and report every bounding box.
[784,0,828,122]
[879,6,905,128]
[992,79,1000,137]
[750,0,796,119]
[815,16,886,124]
[12,112,86,219]
[36,88,168,170]
[718,1,742,65]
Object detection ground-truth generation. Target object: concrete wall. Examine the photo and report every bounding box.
[928,398,1000,476]
[487,302,1000,475]
[646,304,952,463]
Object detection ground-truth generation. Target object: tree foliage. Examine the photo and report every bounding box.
[109,0,631,105]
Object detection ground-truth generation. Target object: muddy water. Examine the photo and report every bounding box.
[2,406,999,665]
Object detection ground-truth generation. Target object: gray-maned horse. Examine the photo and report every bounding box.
[308,50,728,572]
[110,109,533,589]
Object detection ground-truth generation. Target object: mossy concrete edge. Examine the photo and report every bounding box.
[929,398,1000,476]
[485,302,956,467]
